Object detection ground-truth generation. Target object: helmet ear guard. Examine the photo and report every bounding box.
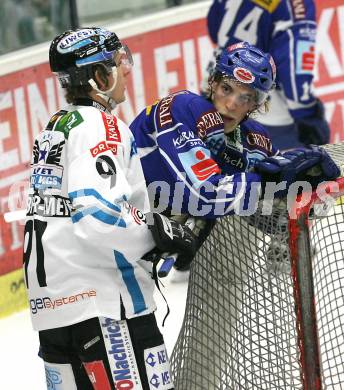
[88,65,119,109]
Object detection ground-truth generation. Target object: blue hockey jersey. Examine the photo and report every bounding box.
[130,91,279,218]
[207,0,318,120]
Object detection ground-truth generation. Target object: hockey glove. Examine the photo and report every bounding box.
[173,218,216,271]
[256,146,340,198]
[297,99,330,145]
[144,213,197,263]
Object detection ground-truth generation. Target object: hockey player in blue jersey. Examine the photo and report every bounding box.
[130,42,339,276]
[206,0,330,150]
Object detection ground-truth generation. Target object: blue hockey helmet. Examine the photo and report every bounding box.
[214,42,276,104]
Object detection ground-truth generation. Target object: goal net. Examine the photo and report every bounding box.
[169,143,344,390]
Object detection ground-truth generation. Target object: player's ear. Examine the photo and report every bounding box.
[93,65,110,91]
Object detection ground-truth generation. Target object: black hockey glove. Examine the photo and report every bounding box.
[173,218,216,271]
[297,99,330,146]
[256,146,340,198]
[144,213,197,263]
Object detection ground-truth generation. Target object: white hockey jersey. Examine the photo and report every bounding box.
[24,100,156,331]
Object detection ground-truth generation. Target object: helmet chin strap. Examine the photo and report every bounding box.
[88,66,118,110]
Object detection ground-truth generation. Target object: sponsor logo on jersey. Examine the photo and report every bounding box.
[296,41,315,74]
[178,147,220,187]
[144,344,174,390]
[102,112,121,143]
[221,149,246,170]
[157,95,174,127]
[233,67,255,84]
[290,0,306,20]
[90,140,118,157]
[30,165,64,190]
[122,202,146,225]
[173,131,197,148]
[246,132,273,153]
[251,0,281,13]
[299,26,316,40]
[29,289,97,315]
[55,111,84,137]
[157,91,189,128]
[130,206,146,225]
[196,110,223,140]
[26,194,73,217]
[101,318,143,390]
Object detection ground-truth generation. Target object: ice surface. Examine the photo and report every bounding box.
[0,270,188,389]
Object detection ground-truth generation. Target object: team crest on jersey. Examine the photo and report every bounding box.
[233,67,255,84]
[250,0,281,13]
[31,131,65,190]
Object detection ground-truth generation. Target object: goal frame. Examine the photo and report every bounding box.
[289,177,344,390]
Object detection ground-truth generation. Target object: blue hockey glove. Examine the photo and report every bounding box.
[297,99,330,145]
[256,146,340,197]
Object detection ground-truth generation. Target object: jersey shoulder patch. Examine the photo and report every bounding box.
[55,110,84,139]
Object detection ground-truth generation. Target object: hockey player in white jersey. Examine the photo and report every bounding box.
[23,27,197,390]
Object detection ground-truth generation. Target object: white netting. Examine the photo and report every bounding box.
[170,143,344,390]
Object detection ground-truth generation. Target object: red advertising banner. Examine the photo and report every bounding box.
[314,0,344,143]
[0,2,344,279]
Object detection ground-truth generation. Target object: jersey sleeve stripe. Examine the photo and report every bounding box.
[71,206,126,227]
[69,188,122,212]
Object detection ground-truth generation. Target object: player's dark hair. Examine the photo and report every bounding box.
[64,64,110,104]
[207,72,270,116]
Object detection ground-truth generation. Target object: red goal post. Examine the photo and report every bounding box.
[170,143,344,390]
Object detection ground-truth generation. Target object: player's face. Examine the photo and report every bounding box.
[211,78,257,134]
[111,50,132,104]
